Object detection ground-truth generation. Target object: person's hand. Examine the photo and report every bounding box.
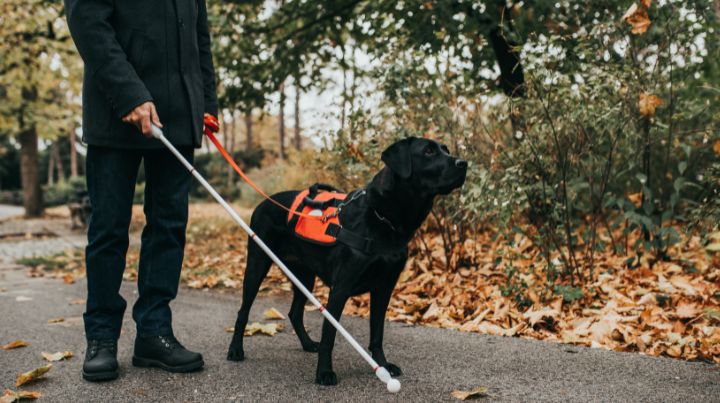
[203,113,219,136]
[122,101,162,137]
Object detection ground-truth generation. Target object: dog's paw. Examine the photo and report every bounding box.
[302,341,320,353]
[226,348,245,362]
[384,363,402,377]
[315,370,338,386]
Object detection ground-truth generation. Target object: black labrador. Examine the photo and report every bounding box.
[226,137,467,385]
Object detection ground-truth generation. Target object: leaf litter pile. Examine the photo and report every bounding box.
[23,203,720,364]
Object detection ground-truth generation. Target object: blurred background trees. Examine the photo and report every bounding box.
[0,1,717,291]
[0,0,82,217]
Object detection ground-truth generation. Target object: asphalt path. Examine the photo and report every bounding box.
[1,265,718,402]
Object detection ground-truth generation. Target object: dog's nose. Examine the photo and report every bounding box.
[455,159,468,169]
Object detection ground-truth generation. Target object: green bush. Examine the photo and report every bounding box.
[42,176,87,207]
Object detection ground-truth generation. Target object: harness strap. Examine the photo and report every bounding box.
[325,223,374,254]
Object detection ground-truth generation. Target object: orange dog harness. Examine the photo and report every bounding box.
[287,184,375,252]
[287,185,347,245]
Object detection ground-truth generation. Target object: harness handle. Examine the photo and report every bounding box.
[204,130,320,220]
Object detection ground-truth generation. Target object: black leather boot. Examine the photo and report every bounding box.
[132,334,203,373]
[82,339,119,381]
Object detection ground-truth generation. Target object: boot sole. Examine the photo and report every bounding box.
[82,369,119,382]
[132,355,204,373]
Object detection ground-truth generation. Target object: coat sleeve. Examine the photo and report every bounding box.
[65,0,152,118]
[196,0,219,117]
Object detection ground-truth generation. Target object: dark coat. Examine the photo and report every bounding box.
[65,0,218,149]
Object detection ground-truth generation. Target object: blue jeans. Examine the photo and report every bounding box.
[84,145,193,340]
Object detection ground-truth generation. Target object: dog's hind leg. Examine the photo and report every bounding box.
[227,239,272,362]
[288,270,319,352]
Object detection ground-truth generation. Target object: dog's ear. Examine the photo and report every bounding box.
[381,137,415,179]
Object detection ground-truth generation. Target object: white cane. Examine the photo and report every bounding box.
[151,125,401,393]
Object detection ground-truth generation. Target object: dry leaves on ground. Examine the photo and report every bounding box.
[41,351,73,362]
[1,340,29,350]
[15,364,52,387]
[451,386,488,400]
[264,308,286,320]
[1,390,41,403]
[244,323,284,337]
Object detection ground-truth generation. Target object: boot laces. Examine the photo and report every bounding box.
[158,335,182,350]
[88,339,116,357]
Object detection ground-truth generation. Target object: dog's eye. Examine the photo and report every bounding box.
[424,147,436,156]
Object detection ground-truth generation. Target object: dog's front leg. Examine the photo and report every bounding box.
[315,289,350,386]
[369,284,402,376]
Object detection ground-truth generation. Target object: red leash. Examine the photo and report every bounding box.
[203,114,319,220]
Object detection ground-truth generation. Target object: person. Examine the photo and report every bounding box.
[64,0,218,381]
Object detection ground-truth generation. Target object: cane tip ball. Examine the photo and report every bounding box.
[387,379,401,393]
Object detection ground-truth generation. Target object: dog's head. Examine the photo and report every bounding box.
[381,137,467,195]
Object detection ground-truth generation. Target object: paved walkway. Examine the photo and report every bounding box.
[0,204,23,220]
[0,213,86,264]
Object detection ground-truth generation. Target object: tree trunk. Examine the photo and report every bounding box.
[47,142,55,186]
[69,128,78,177]
[279,82,286,160]
[294,80,302,150]
[245,111,253,150]
[19,126,43,217]
[55,141,65,183]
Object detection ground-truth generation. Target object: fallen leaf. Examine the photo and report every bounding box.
[244,322,284,336]
[47,318,64,324]
[675,301,699,319]
[523,306,559,327]
[224,326,235,333]
[69,299,85,305]
[451,386,488,400]
[15,364,52,387]
[622,3,651,34]
[1,389,42,403]
[264,308,286,320]
[41,351,73,362]
[15,296,32,302]
[63,273,75,284]
[639,93,662,117]
[1,340,29,350]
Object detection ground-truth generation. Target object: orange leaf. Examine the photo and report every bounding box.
[1,389,42,402]
[675,301,700,319]
[15,364,52,387]
[263,307,286,320]
[713,140,720,156]
[639,93,662,117]
[622,3,651,34]
[1,340,29,350]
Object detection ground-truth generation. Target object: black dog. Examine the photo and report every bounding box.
[227,137,467,385]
